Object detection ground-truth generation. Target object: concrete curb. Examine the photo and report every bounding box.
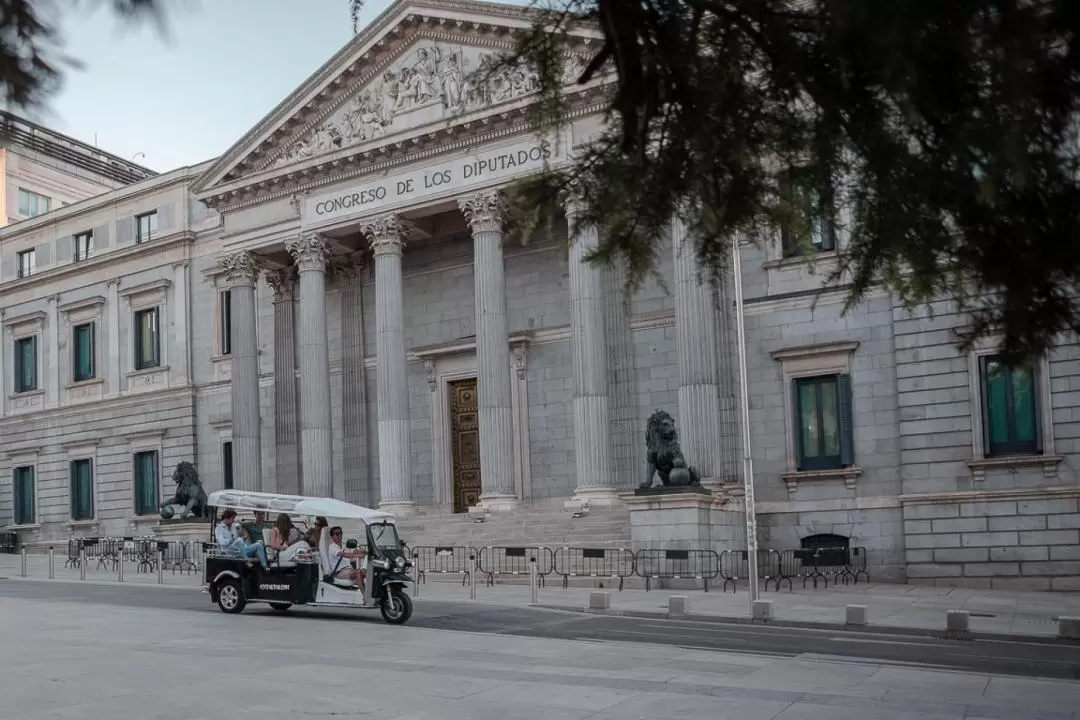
[533,603,1080,646]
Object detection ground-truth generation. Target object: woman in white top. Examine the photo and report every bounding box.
[268,513,310,563]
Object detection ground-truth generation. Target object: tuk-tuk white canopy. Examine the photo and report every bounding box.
[206,490,396,524]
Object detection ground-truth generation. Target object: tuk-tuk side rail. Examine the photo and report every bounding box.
[477,546,555,587]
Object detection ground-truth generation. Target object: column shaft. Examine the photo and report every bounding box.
[268,268,301,495]
[222,251,263,491]
[460,191,517,508]
[362,217,413,512]
[337,256,369,506]
[567,208,615,498]
[604,257,640,489]
[672,217,724,478]
[287,234,334,498]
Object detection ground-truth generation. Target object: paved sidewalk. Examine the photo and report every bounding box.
[3,552,1077,639]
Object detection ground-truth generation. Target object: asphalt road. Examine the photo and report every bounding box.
[2,579,1078,681]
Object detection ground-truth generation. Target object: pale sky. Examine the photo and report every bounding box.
[40,0,400,173]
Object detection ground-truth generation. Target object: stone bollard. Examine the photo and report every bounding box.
[845,604,868,626]
[668,595,690,616]
[1058,616,1080,640]
[48,547,55,580]
[946,610,970,634]
[589,591,611,610]
[752,599,774,621]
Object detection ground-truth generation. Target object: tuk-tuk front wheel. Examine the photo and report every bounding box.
[380,586,413,625]
[216,578,246,615]
[269,603,291,612]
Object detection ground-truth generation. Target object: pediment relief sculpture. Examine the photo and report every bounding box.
[265,42,589,172]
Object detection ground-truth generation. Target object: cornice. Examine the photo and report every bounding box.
[193,0,605,201]
[205,98,605,215]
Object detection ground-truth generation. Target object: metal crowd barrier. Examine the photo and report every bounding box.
[476,546,555,587]
[552,547,636,591]
[410,545,475,586]
[634,548,720,592]
[719,549,787,593]
[777,546,870,589]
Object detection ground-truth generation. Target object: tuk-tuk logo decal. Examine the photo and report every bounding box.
[260,583,291,592]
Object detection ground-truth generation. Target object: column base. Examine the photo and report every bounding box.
[476,493,518,512]
[567,487,626,511]
[377,500,417,518]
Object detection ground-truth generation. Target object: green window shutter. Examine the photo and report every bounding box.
[223,442,234,490]
[837,373,854,466]
[13,467,34,525]
[69,461,77,519]
[791,378,804,470]
[13,340,22,392]
[71,460,94,520]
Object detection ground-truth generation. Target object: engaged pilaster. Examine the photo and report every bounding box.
[672,216,724,479]
[286,233,334,498]
[459,190,518,511]
[221,250,263,491]
[565,200,618,506]
[266,267,301,495]
[361,215,415,514]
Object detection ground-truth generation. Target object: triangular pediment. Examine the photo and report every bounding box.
[193,0,602,202]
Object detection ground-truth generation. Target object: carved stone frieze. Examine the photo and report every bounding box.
[220,251,260,287]
[424,359,437,392]
[512,344,528,380]
[286,233,332,273]
[265,266,298,302]
[266,43,589,171]
[459,190,506,234]
[361,214,411,256]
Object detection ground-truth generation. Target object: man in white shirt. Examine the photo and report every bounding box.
[326,526,366,587]
[215,509,268,569]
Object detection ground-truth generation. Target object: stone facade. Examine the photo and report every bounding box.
[0,0,1076,589]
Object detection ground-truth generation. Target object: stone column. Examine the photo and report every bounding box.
[285,233,334,498]
[221,251,263,491]
[459,190,518,511]
[566,202,618,505]
[604,257,641,489]
[360,216,414,514]
[333,254,370,507]
[672,216,724,479]
[266,267,301,496]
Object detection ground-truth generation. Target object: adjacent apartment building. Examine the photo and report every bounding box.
[0,0,1076,590]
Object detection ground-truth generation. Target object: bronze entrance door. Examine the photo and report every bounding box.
[449,378,482,513]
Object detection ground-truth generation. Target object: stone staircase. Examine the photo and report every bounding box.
[395,504,633,550]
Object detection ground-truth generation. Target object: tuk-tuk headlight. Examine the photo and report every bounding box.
[395,556,405,571]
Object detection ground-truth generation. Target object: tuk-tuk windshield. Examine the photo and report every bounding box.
[369,522,402,554]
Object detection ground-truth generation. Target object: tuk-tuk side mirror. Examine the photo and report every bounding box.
[345,539,359,550]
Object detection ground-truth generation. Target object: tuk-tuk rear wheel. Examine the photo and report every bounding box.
[269,603,291,612]
[216,579,246,614]
[380,586,413,625]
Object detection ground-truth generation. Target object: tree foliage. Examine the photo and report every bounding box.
[497,0,1080,364]
[0,0,163,116]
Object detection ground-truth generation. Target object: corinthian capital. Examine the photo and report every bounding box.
[458,190,506,234]
[361,214,410,256]
[220,251,260,287]
[264,266,298,302]
[286,233,331,273]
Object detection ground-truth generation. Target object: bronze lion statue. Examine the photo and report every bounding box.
[641,410,701,489]
[160,461,208,519]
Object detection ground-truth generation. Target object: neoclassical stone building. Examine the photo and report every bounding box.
[1,0,1078,589]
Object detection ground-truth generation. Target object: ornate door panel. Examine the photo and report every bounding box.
[449,379,482,513]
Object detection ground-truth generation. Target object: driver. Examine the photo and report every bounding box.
[326,526,367,587]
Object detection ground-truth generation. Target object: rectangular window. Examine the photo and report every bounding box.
[780,168,836,257]
[793,374,854,471]
[220,290,232,356]
[133,450,158,515]
[12,466,35,525]
[222,441,234,490]
[133,307,160,370]
[72,322,96,382]
[74,231,94,262]
[70,459,94,521]
[980,356,1040,457]
[135,211,158,244]
[17,188,51,218]
[13,336,37,393]
[16,249,35,278]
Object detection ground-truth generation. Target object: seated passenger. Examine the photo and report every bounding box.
[326,526,367,587]
[215,509,268,569]
[269,513,310,564]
